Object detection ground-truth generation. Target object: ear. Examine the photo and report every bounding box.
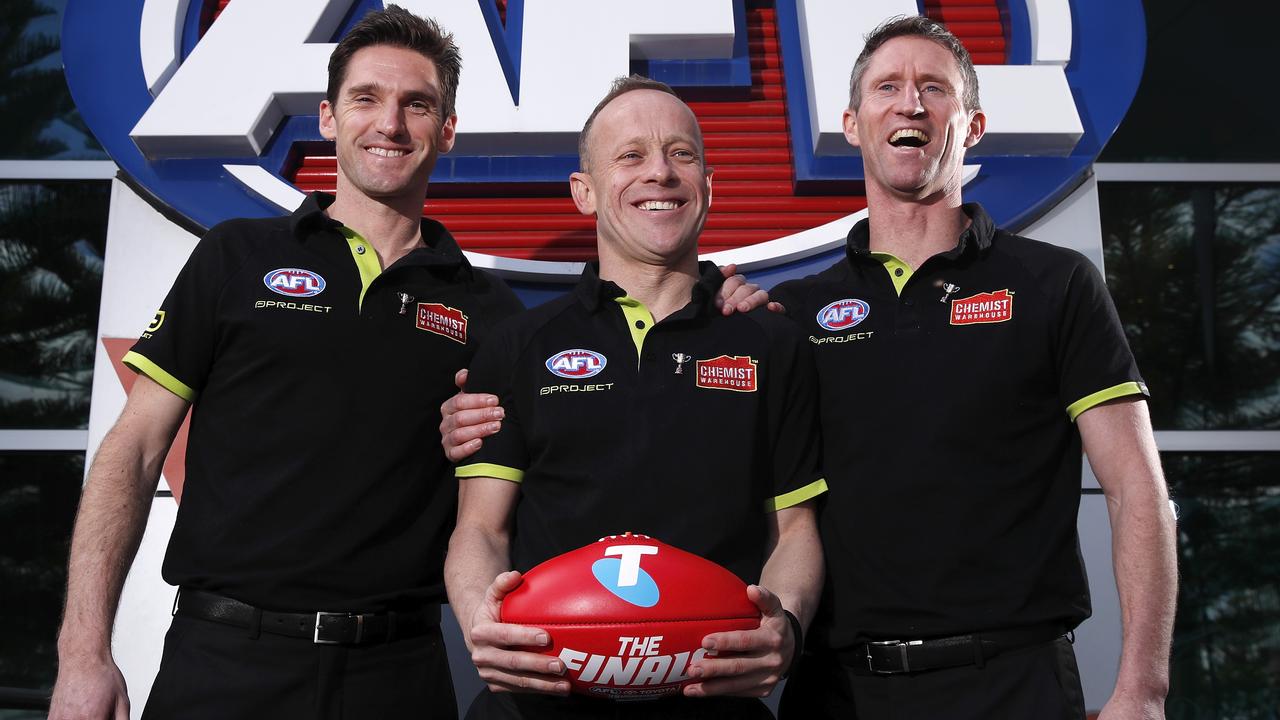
[569,171,596,216]
[319,100,336,141]
[705,166,714,209]
[438,113,458,154]
[842,107,861,149]
[963,108,987,148]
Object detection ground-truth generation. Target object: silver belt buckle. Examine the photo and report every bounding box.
[866,639,923,673]
[314,612,364,644]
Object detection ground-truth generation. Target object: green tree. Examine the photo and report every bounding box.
[0,181,108,428]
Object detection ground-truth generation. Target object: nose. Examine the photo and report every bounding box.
[642,152,676,184]
[894,84,925,117]
[376,103,407,139]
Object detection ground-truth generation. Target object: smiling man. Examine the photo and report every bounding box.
[444,77,826,719]
[440,16,1178,720]
[49,7,523,719]
[769,16,1176,720]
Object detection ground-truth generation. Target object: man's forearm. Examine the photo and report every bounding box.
[445,520,512,640]
[759,503,823,629]
[1108,482,1177,700]
[57,429,164,657]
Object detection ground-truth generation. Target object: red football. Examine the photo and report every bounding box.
[500,533,761,700]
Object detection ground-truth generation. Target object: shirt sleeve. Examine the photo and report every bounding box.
[762,318,827,511]
[454,321,529,482]
[1055,256,1149,420]
[124,224,246,402]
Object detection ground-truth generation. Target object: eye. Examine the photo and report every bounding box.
[922,84,944,94]
[408,101,431,114]
[877,83,896,92]
[620,151,642,161]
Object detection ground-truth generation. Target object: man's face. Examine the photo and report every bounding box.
[570,90,712,268]
[319,45,456,206]
[844,36,985,202]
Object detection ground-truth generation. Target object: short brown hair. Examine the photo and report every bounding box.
[577,75,704,171]
[849,15,980,113]
[327,5,462,119]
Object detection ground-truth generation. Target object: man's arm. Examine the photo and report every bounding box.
[49,375,191,720]
[715,263,770,316]
[439,369,503,462]
[1077,398,1176,720]
[445,475,569,695]
[684,500,823,698]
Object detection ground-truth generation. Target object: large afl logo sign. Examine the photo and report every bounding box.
[63,0,1143,283]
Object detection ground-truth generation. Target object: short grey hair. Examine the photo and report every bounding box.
[848,15,981,112]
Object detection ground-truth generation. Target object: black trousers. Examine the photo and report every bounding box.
[141,614,457,720]
[778,637,1085,720]
[465,689,776,719]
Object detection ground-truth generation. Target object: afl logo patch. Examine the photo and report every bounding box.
[264,268,326,298]
[546,349,607,379]
[816,299,869,331]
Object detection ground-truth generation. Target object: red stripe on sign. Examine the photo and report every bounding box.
[924,1,1009,64]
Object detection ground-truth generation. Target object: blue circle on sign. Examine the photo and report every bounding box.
[591,558,660,608]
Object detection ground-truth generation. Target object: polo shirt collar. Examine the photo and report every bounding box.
[574,260,726,317]
[844,202,996,265]
[289,192,471,275]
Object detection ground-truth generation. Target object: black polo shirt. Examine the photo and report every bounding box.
[125,193,522,612]
[771,203,1147,649]
[456,262,827,584]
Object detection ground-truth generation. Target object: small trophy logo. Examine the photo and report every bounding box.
[671,352,693,375]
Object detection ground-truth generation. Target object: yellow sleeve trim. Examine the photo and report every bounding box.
[1066,381,1148,422]
[765,478,828,512]
[122,351,197,402]
[455,463,525,483]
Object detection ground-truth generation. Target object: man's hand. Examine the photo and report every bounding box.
[440,369,503,462]
[1096,693,1166,720]
[715,264,770,316]
[48,652,130,720]
[467,571,571,696]
[683,585,794,698]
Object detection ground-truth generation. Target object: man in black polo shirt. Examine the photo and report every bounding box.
[48,8,517,719]
[443,17,1177,720]
[445,77,826,719]
[767,16,1176,720]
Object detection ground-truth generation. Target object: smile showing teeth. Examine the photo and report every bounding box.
[889,129,930,147]
[366,147,407,157]
[637,200,681,211]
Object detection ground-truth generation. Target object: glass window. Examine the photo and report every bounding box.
[1,0,107,160]
[1099,183,1280,430]
[1164,452,1280,720]
[0,181,109,429]
[1100,2,1280,162]
[0,452,83,697]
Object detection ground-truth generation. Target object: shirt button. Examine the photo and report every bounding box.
[355,245,366,255]
[894,267,904,277]
[903,298,914,307]
[635,320,645,329]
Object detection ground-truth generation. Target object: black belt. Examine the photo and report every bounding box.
[172,588,440,645]
[838,623,1066,675]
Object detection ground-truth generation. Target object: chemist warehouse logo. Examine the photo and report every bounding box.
[63,0,1145,282]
